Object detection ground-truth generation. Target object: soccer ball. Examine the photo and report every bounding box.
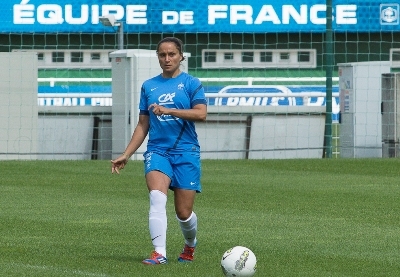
[220,246,257,277]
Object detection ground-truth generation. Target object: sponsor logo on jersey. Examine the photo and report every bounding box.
[158,93,175,105]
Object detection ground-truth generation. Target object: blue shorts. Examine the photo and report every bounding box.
[143,150,202,193]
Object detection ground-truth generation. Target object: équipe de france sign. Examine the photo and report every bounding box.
[1,0,399,33]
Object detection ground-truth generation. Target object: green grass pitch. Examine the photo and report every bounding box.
[1,158,400,276]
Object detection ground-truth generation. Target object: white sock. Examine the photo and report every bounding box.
[148,190,167,257]
[177,212,197,247]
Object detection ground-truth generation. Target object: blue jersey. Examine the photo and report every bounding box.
[139,72,207,153]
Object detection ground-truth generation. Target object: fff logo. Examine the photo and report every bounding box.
[380,4,399,25]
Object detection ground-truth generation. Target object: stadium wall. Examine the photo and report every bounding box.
[36,105,326,160]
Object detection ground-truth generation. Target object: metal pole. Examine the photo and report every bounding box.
[324,0,333,158]
[118,22,124,50]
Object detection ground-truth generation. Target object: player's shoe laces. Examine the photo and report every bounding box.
[178,244,196,262]
[142,251,167,265]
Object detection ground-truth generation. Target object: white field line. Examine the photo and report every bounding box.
[5,262,111,277]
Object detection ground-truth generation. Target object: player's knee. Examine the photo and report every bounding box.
[176,210,192,221]
[149,190,167,213]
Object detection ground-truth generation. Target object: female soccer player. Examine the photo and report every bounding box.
[111,37,207,265]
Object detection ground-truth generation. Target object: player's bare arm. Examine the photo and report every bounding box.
[111,114,149,174]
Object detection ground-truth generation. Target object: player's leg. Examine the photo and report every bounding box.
[175,188,198,241]
[174,188,198,262]
[142,152,172,265]
[172,151,202,262]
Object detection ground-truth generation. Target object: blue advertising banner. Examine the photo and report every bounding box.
[37,84,341,122]
[1,0,399,33]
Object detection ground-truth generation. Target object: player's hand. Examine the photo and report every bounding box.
[149,103,167,116]
[111,154,129,174]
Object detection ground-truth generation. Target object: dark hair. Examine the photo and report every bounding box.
[156,37,185,61]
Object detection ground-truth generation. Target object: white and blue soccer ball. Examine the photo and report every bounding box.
[220,246,257,277]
